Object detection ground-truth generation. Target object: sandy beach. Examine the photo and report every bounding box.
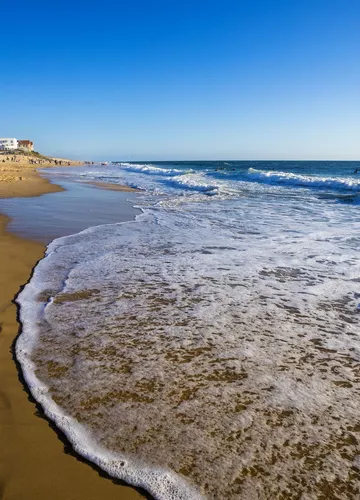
[0,160,145,499]
[0,152,83,197]
[0,161,63,199]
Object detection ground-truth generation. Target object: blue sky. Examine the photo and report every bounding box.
[1,0,359,160]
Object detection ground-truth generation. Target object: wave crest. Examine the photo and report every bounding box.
[119,162,187,177]
[247,168,360,191]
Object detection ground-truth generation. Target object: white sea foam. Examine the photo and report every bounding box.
[119,162,187,176]
[16,219,203,500]
[66,164,223,197]
[167,173,219,194]
[117,167,221,195]
[248,167,360,191]
[16,180,360,499]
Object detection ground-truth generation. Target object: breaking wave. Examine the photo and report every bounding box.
[247,168,360,191]
[165,174,219,194]
[119,162,189,177]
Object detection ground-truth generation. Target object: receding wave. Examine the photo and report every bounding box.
[16,201,360,499]
[248,167,360,191]
[16,221,202,500]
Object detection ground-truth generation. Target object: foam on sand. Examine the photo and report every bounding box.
[16,191,360,499]
[16,221,203,500]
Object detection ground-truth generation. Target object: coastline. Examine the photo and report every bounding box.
[0,168,64,198]
[0,169,145,498]
[83,180,142,192]
[2,159,359,497]
[0,153,81,198]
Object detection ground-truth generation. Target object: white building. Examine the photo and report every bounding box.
[0,138,18,150]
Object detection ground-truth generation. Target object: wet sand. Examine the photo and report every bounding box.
[0,167,64,198]
[1,178,140,244]
[0,171,145,498]
[84,180,142,192]
[0,153,82,198]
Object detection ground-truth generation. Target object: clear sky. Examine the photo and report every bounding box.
[1,0,359,160]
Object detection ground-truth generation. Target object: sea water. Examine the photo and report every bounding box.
[17,161,360,499]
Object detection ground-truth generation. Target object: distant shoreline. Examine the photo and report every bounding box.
[0,152,83,198]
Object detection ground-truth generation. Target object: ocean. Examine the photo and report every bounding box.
[17,161,360,499]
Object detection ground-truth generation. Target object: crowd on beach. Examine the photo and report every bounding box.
[0,155,71,166]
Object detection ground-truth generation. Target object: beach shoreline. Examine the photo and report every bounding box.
[0,168,145,499]
[83,180,142,192]
[3,159,359,498]
[0,152,80,198]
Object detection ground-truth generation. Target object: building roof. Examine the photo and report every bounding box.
[18,140,34,144]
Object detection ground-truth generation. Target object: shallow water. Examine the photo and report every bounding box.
[16,161,360,499]
[0,177,140,243]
